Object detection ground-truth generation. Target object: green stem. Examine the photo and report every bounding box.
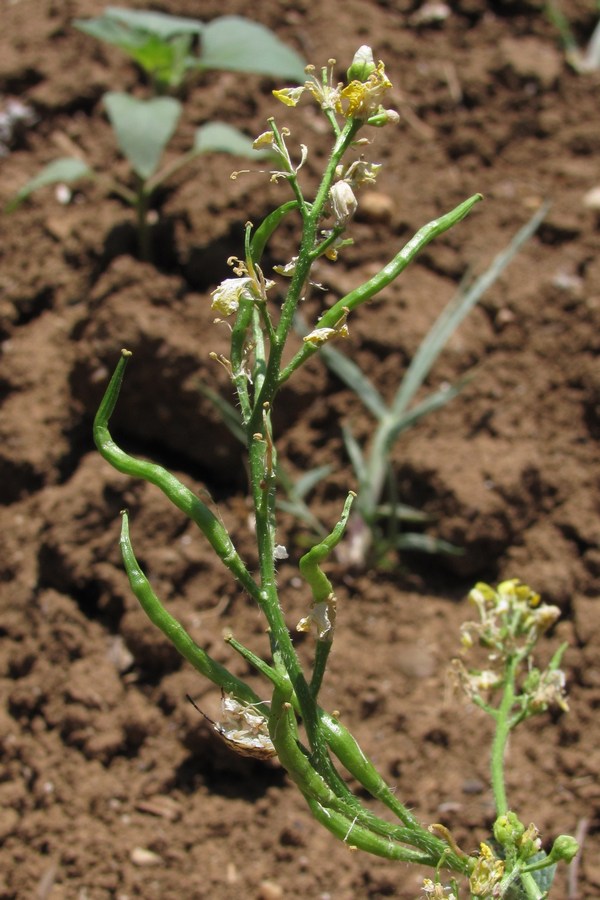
[135,185,152,262]
[248,117,362,431]
[491,655,519,818]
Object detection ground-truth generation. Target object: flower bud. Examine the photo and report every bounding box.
[519,823,542,860]
[347,46,376,82]
[493,811,525,849]
[548,834,579,863]
[367,109,400,127]
[329,180,358,225]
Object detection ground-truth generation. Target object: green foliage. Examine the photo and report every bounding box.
[302,202,548,567]
[73,7,306,92]
[105,92,182,180]
[9,9,303,259]
[8,91,263,259]
[5,157,93,213]
[93,47,577,898]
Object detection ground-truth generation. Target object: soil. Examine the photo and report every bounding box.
[1,1,599,898]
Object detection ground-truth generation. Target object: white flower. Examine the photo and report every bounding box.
[211,277,253,317]
[329,180,358,225]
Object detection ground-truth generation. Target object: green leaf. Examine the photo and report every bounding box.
[384,378,469,450]
[74,8,204,47]
[342,425,367,486]
[104,92,182,180]
[387,533,464,555]
[193,122,265,157]
[199,16,306,81]
[196,382,246,445]
[7,157,93,211]
[105,7,204,40]
[295,465,333,501]
[319,344,388,421]
[74,10,203,90]
[374,503,433,523]
[73,16,149,53]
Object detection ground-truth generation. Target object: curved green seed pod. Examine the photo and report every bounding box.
[297,492,355,696]
[299,491,355,605]
[250,200,300,266]
[268,687,344,809]
[279,194,483,385]
[93,350,261,605]
[320,711,470,872]
[303,794,436,865]
[119,510,260,706]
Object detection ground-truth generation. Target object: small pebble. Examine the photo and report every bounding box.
[583,186,600,210]
[130,847,163,867]
[257,880,284,900]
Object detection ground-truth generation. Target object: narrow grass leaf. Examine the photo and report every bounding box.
[196,382,246,445]
[390,533,463,555]
[391,203,548,421]
[384,378,468,449]
[374,503,433,523]
[104,92,182,180]
[342,424,367,486]
[295,465,333,501]
[199,16,306,81]
[275,465,327,536]
[317,344,388,420]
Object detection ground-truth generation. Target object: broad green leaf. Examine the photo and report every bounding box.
[106,7,204,40]
[193,122,265,157]
[73,16,149,53]
[74,10,203,90]
[199,16,306,81]
[7,157,93,211]
[104,92,182,180]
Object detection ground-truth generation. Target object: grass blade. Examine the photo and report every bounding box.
[391,202,549,420]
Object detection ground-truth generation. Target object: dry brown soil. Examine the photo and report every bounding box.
[1,0,599,898]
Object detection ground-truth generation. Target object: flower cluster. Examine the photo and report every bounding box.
[468,843,504,896]
[421,878,457,899]
[453,579,569,719]
[460,579,561,657]
[273,46,398,126]
[494,812,542,862]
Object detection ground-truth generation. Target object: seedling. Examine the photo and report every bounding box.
[8,92,269,259]
[94,48,577,896]
[73,8,306,94]
[303,203,548,567]
[545,1,600,72]
[8,9,305,260]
